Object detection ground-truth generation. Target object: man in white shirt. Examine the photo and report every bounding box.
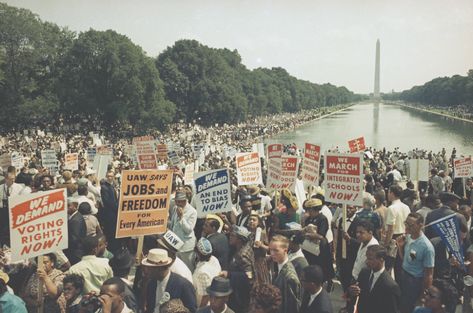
[352,220,379,281]
[300,265,333,313]
[384,185,410,280]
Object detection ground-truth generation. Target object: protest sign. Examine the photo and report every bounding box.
[454,157,472,178]
[0,153,11,171]
[252,143,265,159]
[87,147,97,168]
[408,159,430,181]
[135,140,158,170]
[9,189,68,262]
[64,153,79,171]
[156,144,168,161]
[301,143,321,186]
[279,156,299,191]
[266,144,283,191]
[236,152,263,186]
[184,163,195,185]
[97,145,113,156]
[348,137,366,153]
[41,150,58,172]
[426,213,464,269]
[167,150,180,166]
[11,152,23,170]
[324,152,363,206]
[93,154,112,181]
[115,170,173,238]
[194,169,232,217]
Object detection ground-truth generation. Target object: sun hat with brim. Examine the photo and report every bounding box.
[141,248,173,267]
[206,277,233,297]
[304,198,323,210]
[206,214,224,233]
[0,270,9,284]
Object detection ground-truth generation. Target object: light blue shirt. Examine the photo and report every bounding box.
[402,233,435,278]
[0,291,28,313]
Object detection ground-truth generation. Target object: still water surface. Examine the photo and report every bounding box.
[265,102,473,155]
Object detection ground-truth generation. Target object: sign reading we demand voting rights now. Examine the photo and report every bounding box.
[194,169,232,218]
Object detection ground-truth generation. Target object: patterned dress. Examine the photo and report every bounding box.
[22,268,65,313]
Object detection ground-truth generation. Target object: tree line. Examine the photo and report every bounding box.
[383,70,473,108]
[0,3,364,132]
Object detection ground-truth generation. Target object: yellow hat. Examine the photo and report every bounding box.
[0,269,9,284]
[304,198,323,209]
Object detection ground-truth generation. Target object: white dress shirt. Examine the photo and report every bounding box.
[352,236,379,280]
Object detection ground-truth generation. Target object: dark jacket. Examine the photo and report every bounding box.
[64,212,87,265]
[272,261,301,313]
[146,272,197,313]
[196,306,235,313]
[207,232,230,270]
[300,288,332,313]
[356,267,401,313]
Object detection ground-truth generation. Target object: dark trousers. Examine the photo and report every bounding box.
[400,269,423,313]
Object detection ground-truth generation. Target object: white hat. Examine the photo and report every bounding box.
[158,230,184,251]
[141,248,173,267]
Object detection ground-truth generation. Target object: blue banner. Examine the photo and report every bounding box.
[427,213,465,269]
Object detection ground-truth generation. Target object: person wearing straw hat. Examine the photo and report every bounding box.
[196,277,235,313]
[143,248,197,313]
[202,214,229,270]
[168,191,197,272]
[156,230,193,284]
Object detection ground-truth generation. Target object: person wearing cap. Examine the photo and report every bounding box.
[193,238,222,308]
[156,230,193,284]
[202,215,230,270]
[0,270,27,313]
[169,191,197,272]
[64,197,87,265]
[219,225,255,313]
[196,277,235,313]
[143,248,197,313]
[302,198,334,286]
[425,191,467,239]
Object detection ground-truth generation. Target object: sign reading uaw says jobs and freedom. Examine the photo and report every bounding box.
[9,189,68,262]
[324,152,363,206]
[116,170,173,238]
[194,169,232,218]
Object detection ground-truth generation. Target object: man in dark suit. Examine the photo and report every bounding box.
[202,215,230,270]
[64,197,86,265]
[143,248,197,313]
[300,265,332,313]
[349,245,400,313]
[270,235,301,313]
[196,277,235,313]
[100,170,120,253]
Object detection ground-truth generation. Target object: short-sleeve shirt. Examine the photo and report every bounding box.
[402,233,435,278]
[386,199,410,235]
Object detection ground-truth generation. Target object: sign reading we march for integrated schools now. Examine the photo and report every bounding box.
[301,143,321,186]
[115,170,173,238]
[324,152,363,206]
[454,157,472,178]
[194,169,232,218]
[9,189,68,262]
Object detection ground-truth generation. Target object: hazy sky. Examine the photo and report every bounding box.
[5,0,473,94]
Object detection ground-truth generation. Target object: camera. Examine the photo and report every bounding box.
[80,295,103,313]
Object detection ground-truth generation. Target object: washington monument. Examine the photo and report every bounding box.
[374,39,380,100]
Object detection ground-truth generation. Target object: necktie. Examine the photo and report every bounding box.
[368,271,374,291]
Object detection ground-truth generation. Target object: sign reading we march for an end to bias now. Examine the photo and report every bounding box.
[9,189,68,262]
[115,170,173,238]
[194,169,232,218]
[324,152,363,206]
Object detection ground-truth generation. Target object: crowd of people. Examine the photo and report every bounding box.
[1,105,473,313]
